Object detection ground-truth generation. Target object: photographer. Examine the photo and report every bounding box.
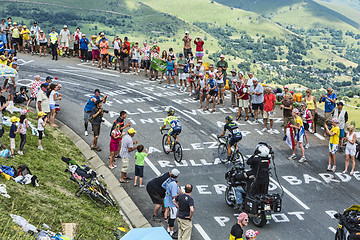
[90,100,108,152]
[182,31,192,57]
[216,54,228,80]
[83,89,107,136]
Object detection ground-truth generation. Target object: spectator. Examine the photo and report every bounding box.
[194,36,204,61]
[173,183,194,240]
[18,109,29,155]
[48,83,61,127]
[6,18,13,50]
[333,102,348,153]
[246,72,255,118]
[204,73,218,113]
[301,103,313,149]
[0,94,8,149]
[38,30,47,57]
[119,128,138,183]
[165,55,176,88]
[182,31,192,57]
[36,84,50,118]
[130,42,140,75]
[324,118,340,172]
[304,88,317,133]
[120,37,130,73]
[150,42,160,81]
[134,144,148,187]
[18,25,23,52]
[14,86,29,104]
[249,78,264,123]
[216,54,228,80]
[20,25,30,53]
[37,111,47,150]
[159,50,168,83]
[245,229,259,240]
[141,41,151,78]
[289,109,306,162]
[9,116,19,156]
[58,25,71,57]
[280,94,294,140]
[197,73,207,108]
[30,21,40,52]
[0,50,9,65]
[215,66,225,105]
[168,48,176,60]
[83,89,107,136]
[229,69,239,108]
[162,170,181,237]
[229,212,248,240]
[109,123,122,169]
[320,87,337,136]
[49,27,58,61]
[30,30,36,54]
[90,35,99,66]
[283,85,292,98]
[262,87,276,134]
[79,34,89,62]
[5,62,18,102]
[0,19,8,49]
[99,34,110,70]
[90,100,105,151]
[236,77,249,121]
[190,63,203,96]
[110,110,131,158]
[343,125,356,175]
[113,36,122,70]
[11,22,21,52]
[27,75,42,108]
[71,27,82,57]
[177,53,187,92]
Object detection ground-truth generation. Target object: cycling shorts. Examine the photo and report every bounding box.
[229,134,242,146]
[168,126,181,136]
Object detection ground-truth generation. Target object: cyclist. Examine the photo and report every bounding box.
[160,108,181,152]
[218,115,242,162]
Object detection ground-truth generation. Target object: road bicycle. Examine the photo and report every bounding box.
[217,136,245,166]
[161,128,183,163]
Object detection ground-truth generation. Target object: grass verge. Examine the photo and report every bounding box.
[0,111,127,239]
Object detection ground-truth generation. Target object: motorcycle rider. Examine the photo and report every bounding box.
[218,115,243,162]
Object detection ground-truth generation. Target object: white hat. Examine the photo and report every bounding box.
[171,169,180,177]
[63,25,67,28]
[185,31,189,34]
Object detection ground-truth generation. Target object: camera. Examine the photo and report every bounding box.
[103,109,109,113]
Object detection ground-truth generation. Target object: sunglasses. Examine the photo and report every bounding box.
[243,219,249,222]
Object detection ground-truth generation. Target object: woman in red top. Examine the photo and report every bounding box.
[109,124,122,169]
[236,80,250,121]
[194,37,204,61]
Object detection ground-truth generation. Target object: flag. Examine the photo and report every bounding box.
[150,57,167,73]
[286,123,295,150]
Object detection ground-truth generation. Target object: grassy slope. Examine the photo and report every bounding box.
[0,112,126,239]
[315,0,360,25]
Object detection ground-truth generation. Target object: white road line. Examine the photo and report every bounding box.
[102,118,113,128]
[171,105,201,125]
[194,224,212,240]
[328,227,336,233]
[314,133,325,141]
[144,157,161,176]
[270,177,310,210]
[18,59,34,65]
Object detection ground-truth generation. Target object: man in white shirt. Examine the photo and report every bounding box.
[58,25,71,57]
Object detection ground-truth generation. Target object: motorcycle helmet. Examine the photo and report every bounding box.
[167,108,175,116]
[254,143,270,157]
[225,115,233,122]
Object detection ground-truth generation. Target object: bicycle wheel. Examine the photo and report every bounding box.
[232,150,245,167]
[98,184,116,207]
[87,186,109,209]
[217,143,228,163]
[162,134,170,154]
[173,142,183,163]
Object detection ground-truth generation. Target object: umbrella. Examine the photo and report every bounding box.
[120,227,172,240]
[0,64,16,77]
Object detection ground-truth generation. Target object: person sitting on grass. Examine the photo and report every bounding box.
[9,116,19,156]
[37,111,47,151]
[134,144,148,188]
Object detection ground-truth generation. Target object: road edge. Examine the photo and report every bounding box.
[54,118,152,229]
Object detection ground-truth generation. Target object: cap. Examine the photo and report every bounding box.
[35,75,40,79]
[198,60,202,63]
[46,76,52,81]
[237,212,248,222]
[100,32,105,36]
[135,41,139,44]
[143,41,147,44]
[124,36,128,39]
[34,21,37,24]
[209,64,214,68]
[128,128,137,134]
[337,101,344,106]
[292,108,299,114]
[20,109,29,115]
[245,229,259,238]
[220,54,225,58]
[252,77,258,81]
[13,22,17,25]
[185,31,189,34]
[230,69,236,73]
[82,34,85,36]
[94,89,100,93]
[283,85,289,89]
[13,57,17,60]
[238,71,244,75]
[92,35,97,38]
[10,116,20,123]
[332,118,339,123]
[196,64,200,67]
[171,168,180,177]
[179,53,183,57]
[23,25,27,28]
[209,73,214,77]
[63,25,67,28]
[39,30,44,33]
[12,61,18,65]
[38,111,46,117]
[199,73,204,77]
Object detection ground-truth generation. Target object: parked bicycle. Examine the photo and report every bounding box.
[161,128,183,163]
[217,136,244,165]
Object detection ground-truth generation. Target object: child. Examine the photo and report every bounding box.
[301,103,313,149]
[324,118,340,172]
[109,123,122,169]
[245,229,259,240]
[18,109,29,155]
[177,53,187,92]
[37,111,47,150]
[344,125,357,175]
[289,109,306,162]
[9,116,19,155]
[134,144,148,187]
[130,42,140,75]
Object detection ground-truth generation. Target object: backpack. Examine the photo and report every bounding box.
[183,64,189,73]
[0,149,11,158]
[17,164,32,176]
[1,165,16,177]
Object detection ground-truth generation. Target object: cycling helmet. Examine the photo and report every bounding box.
[245,229,259,238]
[225,115,233,122]
[254,143,270,157]
[167,108,175,116]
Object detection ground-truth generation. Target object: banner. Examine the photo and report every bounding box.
[150,57,166,73]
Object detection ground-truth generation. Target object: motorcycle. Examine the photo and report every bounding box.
[334,205,360,240]
[224,143,283,227]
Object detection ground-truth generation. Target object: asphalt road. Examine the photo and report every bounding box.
[14,54,360,240]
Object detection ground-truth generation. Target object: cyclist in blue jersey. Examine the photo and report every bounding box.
[218,115,243,161]
[83,89,107,136]
[160,108,181,152]
[204,73,218,113]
